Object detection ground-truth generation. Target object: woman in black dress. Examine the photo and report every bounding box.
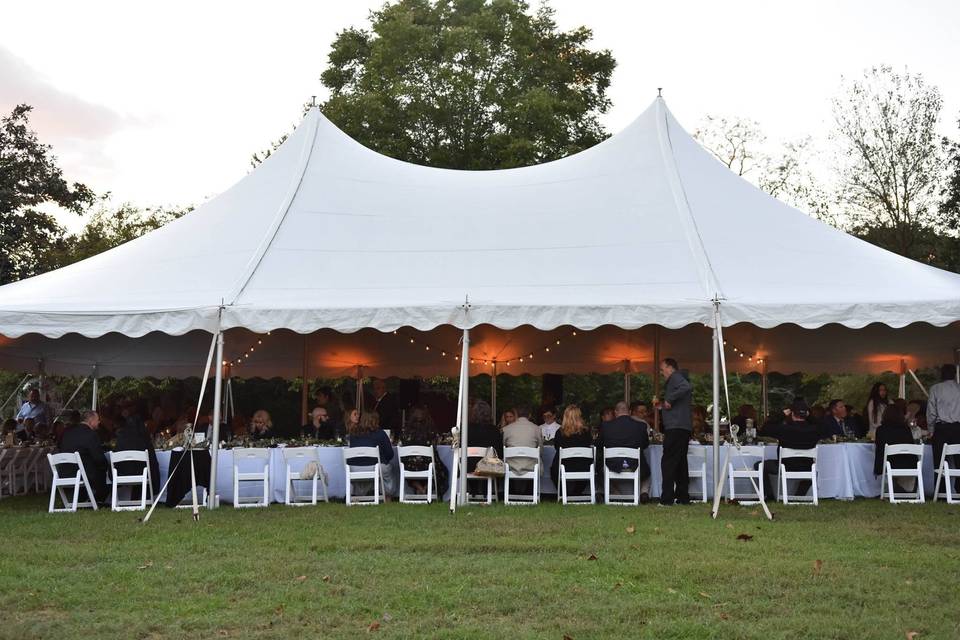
[551,404,594,496]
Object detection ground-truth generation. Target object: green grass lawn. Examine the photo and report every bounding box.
[1,496,958,639]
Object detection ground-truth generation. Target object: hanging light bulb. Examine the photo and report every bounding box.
[425,345,430,351]
[545,347,550,352]
[441,351,447,356]
[409,338,415,344]
[529,353,534,359]
[519,357,524,363]
[572,331,577,336]
[555,339,560,345]
[257,340,262,345]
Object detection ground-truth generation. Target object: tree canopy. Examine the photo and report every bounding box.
[0,104,94,284]
[299,0,616,170]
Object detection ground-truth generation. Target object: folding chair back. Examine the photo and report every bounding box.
[603,447,641,505]
[728,445,766,504]
[881,443,925,503]
[778,447,818,505]
[232,447,271,508]
[343,446,382,505]
[504,446,540,505]
[934,443,960,503]
[282,447,327,506]
[47,452,98,512]
[464,446,497,504]
[686,445,708,503]
[109,450,153,511]
[558,446,595,505]
[398,445,436,504]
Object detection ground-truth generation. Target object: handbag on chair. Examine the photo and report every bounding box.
[473,447,506,478]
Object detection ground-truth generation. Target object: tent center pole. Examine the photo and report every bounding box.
[458,329,471,506]
[491,361,497,420]
[653,326,661,432]
[209,330,224,509]
[711,325,721,499]
[899,358,907,399]
[761,359,768,421]
[623,359,631,404]
[91,365,99,411]
[301,334,309,425]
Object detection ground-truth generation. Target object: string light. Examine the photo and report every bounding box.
[391,327,581,371]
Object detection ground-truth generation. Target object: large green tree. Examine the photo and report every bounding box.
[0,104,94,284]
[261,0,615,170]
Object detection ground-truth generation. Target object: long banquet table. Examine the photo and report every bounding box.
[155,442,937,505]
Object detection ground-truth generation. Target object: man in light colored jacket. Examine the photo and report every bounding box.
[502,406,543,474]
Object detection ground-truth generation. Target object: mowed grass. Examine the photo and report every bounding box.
[1,496,958,639]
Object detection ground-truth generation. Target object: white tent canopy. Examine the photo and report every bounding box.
[2,97,960,345]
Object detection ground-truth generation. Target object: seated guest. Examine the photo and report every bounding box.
[732,404,758,430]
[539,406,561,441]
[399,405,448,495]
[757,398,832,497]
[59,410,108,503]
[846,404,866,438]
[314,386,343,429]
[2,418,17,445]
[874,400,918,492]
[864,382,890,439]
[597,401,650,502]
[550,404,594,494]
[301,406,334,440]
[499,408,517,429]
[502,406,543,476]
[115,407,161,497]
[466,400,502,476]
[596,406,615,440]
[822,399,863,438]
[249,409,275,440]
[16,388,49,437]
[372,378,400,434]
[346,410,396,498]
[629,401,652,434]
[809,404,826,423]
[17,417,36,444]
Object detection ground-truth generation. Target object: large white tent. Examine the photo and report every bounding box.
[2,97,959,505]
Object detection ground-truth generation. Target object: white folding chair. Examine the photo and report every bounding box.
[728,445,766,504]
[0,449,10,498]
[880,443,925,504]
[504,446,541,505]
[343,446,383,505]
[283,446,328,506]
[687,444,708,503]
[232,447,270,508]
[109,450,154,511]
[26,447,50,493]
[7,448,30,496]
[603,447,641,506]
[558,446,595,505]
[47,452,99,512]
[933,443,960,504]
[398,445,437,504]
[777,447,818,505]
[465,446,497,504]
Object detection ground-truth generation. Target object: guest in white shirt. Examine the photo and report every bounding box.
[864,382,890,439]
[540,407,560,441]
[928,364,960,492]
[16,388,48,437]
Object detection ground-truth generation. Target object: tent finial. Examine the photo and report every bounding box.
[657,87,663,98]
[310,95,316,107]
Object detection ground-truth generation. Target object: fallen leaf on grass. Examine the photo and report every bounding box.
[587,554,598,561]
[294,575,307,582]
[905,578,913,585]
[667,588,677,594]
[812,560,823,577]
[382,613,393,623]
[274,605,284,618]
[749,509,759,516]
[654,527,661,534]
[563,635,574,640]
[137,561,153,570]
[613,582,622,590]
[906,632,919,639]
[736,534,754,541]
[368,622,380,632]
[719,612,730,621]
[698,592,712,599]
[626,525,636,534]
[725,523,734,529]
[217,631,229,637]
[322,575,331,582]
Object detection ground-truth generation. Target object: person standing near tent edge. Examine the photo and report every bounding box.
[655,358,693,506]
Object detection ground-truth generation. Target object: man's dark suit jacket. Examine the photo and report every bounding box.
[760,419,831,471]
[59,424,108,500]
[374,392,400,431]
[115,417,161,494]
[597,415,650,476]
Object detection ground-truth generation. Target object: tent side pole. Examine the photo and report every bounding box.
[209,331,224,509]
[899,358,907,399]
[301,334,309,425]
[91,365,99,411]
[491,361,497,420]
[761,359,768,421]
[623,359,630,404]
[653,327,661,432]
[712,325,721,499]
[458,329,470,506]
[954,347,959,384]
[356,365,364,412]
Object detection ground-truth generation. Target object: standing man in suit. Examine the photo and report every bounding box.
[59,410,108,504]
[372,378,400,435]
[597,401,651,502]
[654,358,693,506]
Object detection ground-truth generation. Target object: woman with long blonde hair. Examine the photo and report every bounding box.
[550,404,594,495]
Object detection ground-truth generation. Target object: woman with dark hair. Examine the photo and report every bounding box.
[864,382,890,439]
[873,400,917,492]
[399,405,448,495]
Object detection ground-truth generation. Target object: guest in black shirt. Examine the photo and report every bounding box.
[372,378,400,434]
[551,405,594,496]
[59,410,108,503]
[758,398,832,497]
[399,405,448,495]
[314,386,343,430]
[874,401,918,492]
[466,400,503,468]
[301,406,335,440]
[346,410,396,498]
[597,401,650,501]
[115,409,161,497]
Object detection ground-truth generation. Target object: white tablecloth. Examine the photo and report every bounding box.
[156,442,936,504]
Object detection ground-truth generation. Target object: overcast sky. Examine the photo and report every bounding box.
[2,0,958,231]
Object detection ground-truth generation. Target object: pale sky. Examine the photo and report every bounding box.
[2,0,958,232]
